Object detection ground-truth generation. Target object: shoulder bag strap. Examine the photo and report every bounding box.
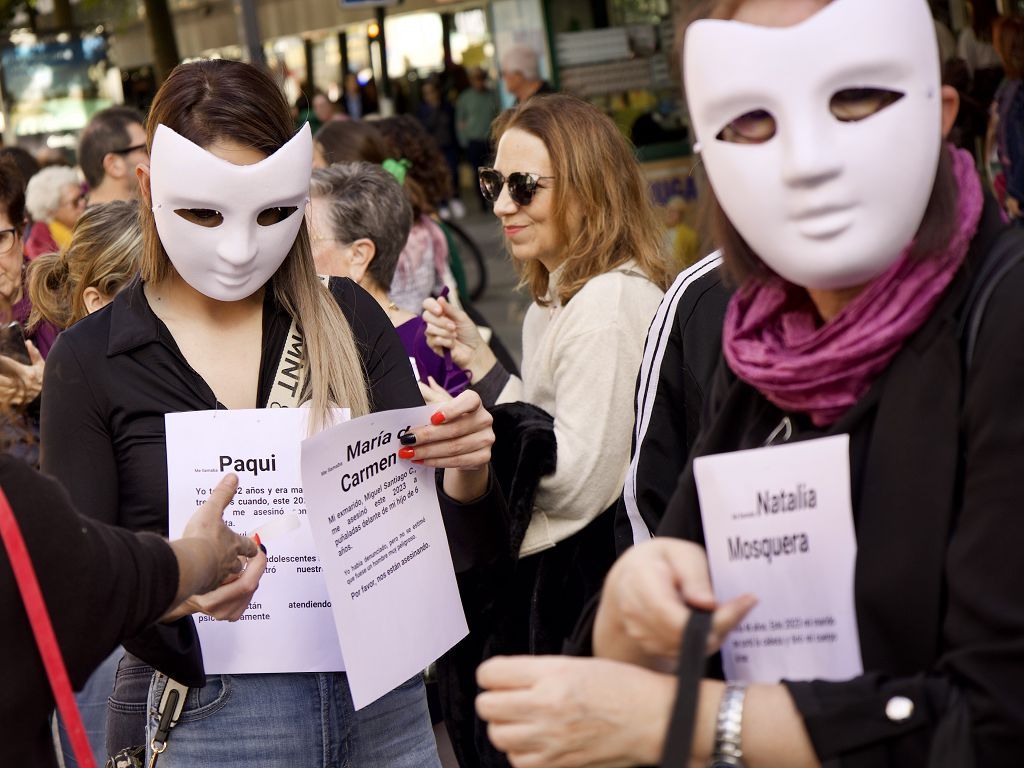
[0,486,96,768]
[265,275,331,409]
[660,608,712,768]
[960,227,1024,369]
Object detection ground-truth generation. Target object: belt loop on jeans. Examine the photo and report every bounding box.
[148,675,188,767]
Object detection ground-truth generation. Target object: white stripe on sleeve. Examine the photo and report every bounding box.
[623,252,723,545]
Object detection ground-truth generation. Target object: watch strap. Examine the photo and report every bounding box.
[709,682,748,767]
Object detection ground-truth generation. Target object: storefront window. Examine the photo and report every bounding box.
[0,33,115,140]
[608,0,671,25]
[383,12,444,78]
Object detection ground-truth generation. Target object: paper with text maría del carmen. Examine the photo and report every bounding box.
[300,404,468,709]
[694,433,863,684]
[166,408,349,674]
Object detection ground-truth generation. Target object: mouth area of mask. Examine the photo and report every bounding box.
[149,123,313,302]
[683,0,942,290]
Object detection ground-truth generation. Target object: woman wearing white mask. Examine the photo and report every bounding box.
[474,1,1024,766]
[40,59,499,767]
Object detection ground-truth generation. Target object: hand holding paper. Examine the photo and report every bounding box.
[397,389,494,471]
[594,538,757,669]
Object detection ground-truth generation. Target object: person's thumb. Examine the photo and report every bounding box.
[203,473,240,521]
[25,339,42,366]
[709,594,758,653]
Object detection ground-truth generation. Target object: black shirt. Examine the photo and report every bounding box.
[0,454,178,767]
[40,277,506,684]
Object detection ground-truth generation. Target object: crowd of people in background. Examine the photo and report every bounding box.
[2,1,1024,767]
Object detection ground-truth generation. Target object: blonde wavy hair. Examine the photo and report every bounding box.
[491,94,671,306]
[139,59,369,427]
[28,199,141,329]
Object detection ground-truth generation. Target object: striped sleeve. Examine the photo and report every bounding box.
[619,252,727,549]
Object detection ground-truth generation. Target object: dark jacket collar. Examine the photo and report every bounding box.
[106,278,165,357]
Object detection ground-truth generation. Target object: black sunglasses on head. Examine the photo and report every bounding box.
[110,143,147,156]
[478,168,554,206]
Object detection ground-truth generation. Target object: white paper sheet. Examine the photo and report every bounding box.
[165,408,348,674]
[301,404,469,709]
[694,434,863,683]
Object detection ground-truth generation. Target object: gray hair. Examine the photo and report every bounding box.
[501,45,540,81]
[310,162,413,291]
[25,165,81,221]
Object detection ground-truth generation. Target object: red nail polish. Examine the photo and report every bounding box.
[254,533,262,548]
[430,411,446,426]
[398,447,415,459]
[412,459,424,465]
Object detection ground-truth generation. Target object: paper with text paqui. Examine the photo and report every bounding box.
[694,434,863,683]
[166,408,349,674]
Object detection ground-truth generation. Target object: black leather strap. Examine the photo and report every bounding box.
[660,608,712,768]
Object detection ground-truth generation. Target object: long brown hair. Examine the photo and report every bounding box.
[683,0,959,285]
[492,94,670,306]
[140,59,369,425]
[28,200,140,329]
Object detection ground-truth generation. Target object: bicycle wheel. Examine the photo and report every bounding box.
[443,220,489,303]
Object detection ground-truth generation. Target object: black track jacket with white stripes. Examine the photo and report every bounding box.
[614,253,731,552]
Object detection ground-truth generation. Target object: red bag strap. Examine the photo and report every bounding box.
[0,485,96,768]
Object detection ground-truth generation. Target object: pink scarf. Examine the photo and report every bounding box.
[723,147,983,427]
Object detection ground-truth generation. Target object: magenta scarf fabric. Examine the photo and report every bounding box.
[723,147,984,427]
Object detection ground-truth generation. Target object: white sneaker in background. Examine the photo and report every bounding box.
[450,199,467,219]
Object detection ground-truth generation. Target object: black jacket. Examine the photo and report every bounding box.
[615,252,731,552]
[660,197,1024,765]
[0,455,178,767]
[39,277,506,685]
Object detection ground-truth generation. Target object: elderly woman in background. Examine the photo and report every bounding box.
[309,162,470,396]
[23,165,84,259]
[315,117,456,313]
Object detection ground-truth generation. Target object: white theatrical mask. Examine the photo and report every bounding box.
[684,0,942,291]
[149,123,313,302]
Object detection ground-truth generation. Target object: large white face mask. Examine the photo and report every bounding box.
[684,0,942,290]
[149,123,312,301]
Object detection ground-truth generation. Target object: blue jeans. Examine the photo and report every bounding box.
[58,648,120,766]
[106,654,153,758]
[146,672,441,767]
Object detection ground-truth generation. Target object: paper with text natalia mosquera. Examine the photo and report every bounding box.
[300,404,468,709]
[694,434,863,683]
[165,408,349,674]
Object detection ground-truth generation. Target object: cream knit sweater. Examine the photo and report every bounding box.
[497,260,665,557]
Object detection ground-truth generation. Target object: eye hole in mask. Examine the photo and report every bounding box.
[174,208,224,228]
[256,206,299,226]
[829,88,904,122]
[716,109,777,144]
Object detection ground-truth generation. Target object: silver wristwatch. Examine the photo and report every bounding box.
[707,682,747,768]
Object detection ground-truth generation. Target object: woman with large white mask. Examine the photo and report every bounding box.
[40,59,499,767]
[472,1,1024,766]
